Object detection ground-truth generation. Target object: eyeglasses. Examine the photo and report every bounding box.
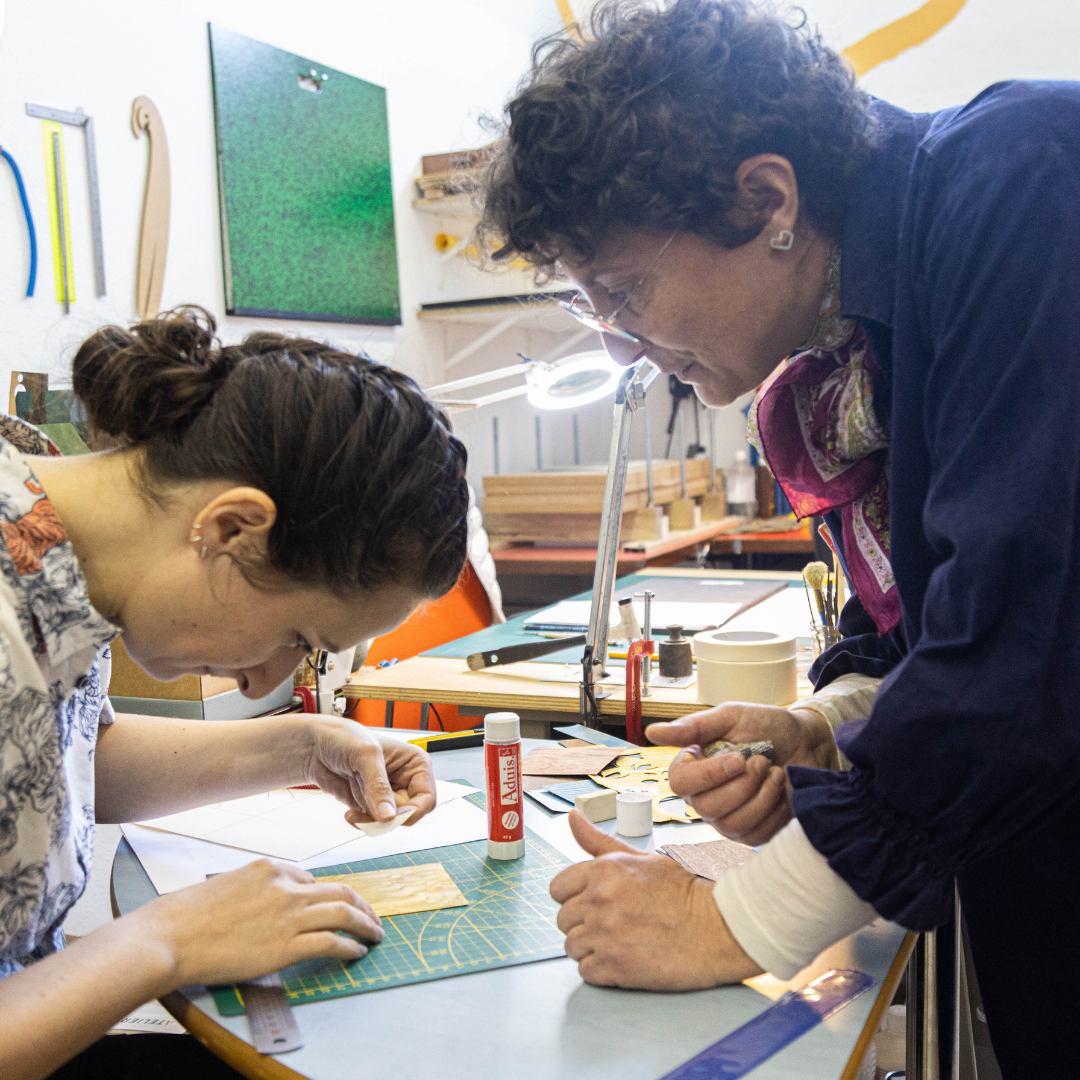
[559,231,677,344]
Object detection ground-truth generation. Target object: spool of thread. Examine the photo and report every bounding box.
[693,629,797,707]
[658,625,694,678]
[615,791,653,837]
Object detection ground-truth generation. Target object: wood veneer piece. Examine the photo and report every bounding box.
[319,862,467,917]
[521,746,621,776]
[132,96,170,321]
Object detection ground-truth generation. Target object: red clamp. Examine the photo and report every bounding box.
[625,638,655,746]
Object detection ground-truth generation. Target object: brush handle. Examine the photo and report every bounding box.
[811,586,828,626]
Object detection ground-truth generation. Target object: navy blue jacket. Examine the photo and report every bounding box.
[790,82,1080,930]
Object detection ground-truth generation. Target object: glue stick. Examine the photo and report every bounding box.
[484,712,525,860]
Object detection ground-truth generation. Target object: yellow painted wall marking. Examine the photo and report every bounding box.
[842,0,969,77]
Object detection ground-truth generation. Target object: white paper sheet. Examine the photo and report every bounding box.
[721,584,809,641]
[131,779,477,863]
[524,599,739,633]
[122,797,489,895]
[109,999,187,1035]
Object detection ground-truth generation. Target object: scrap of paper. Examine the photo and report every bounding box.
[659,837,756,880]
[318,862,468,917]
[351,806,417,837]
[521,746,622,776]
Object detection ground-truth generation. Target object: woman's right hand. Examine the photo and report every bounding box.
[646,703,839,846]
[134,859,383,991]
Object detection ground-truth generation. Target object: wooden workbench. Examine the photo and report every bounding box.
[343,568,813,735]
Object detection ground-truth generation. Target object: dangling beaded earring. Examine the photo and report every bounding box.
[769,229,795,250]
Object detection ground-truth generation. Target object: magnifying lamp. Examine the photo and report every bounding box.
[526,351,622,410]
[427,350,622,412]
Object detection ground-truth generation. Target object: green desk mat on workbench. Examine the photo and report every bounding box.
[210,792,570,1016]
[422,572,796,665]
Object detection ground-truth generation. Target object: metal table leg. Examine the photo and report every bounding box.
[384,700,395,728]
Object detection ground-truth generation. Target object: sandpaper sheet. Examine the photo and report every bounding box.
[659,838,756,881]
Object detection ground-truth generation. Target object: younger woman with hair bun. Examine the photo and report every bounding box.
[0,307,470,1079]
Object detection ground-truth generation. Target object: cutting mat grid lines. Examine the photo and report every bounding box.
[211,794,571,1016]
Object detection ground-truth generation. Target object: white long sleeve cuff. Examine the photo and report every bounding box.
[790,672,881,770]
[713,818,879,980]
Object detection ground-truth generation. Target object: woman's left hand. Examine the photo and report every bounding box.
[303,720,437,825]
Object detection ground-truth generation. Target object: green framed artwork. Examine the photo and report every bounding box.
[208,24,401,325]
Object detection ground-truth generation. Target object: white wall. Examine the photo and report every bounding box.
[0,0,562,453]
[3,0,1079,503]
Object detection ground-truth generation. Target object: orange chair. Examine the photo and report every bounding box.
[345,562,493,732]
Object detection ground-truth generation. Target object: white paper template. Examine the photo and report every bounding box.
[122,797,489,895]
[131,779,477,863]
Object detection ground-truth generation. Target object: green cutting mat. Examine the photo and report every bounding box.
[211,793,570,1016]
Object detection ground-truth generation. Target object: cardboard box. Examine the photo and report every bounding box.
[107,637,292,720]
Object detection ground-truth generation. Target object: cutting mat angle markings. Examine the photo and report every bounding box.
[212,792,571,1015]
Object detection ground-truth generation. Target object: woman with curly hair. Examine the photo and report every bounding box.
[0,308,469,1078]
[481,0,1080,1072]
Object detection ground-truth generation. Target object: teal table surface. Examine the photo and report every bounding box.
[111,739,908,1080]
[421,572,799,664]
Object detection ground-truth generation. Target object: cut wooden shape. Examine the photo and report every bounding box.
[319,862,468,917]
[589,746,702,823]
[132,96,170,321]
[700,490,728,522]
[668,498,701,532]
[521,746,622,776]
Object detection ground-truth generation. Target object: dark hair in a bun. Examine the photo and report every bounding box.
[73,306,469,598]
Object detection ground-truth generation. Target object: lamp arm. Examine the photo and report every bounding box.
[427,360,544,398]
[580,360,655,726]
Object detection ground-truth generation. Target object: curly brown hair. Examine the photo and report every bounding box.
[477,0,876,274]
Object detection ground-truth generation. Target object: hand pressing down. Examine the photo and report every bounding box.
[549,811,762,991]
[138,859,384,991]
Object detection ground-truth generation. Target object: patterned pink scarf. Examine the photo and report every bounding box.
[747,261,901,634]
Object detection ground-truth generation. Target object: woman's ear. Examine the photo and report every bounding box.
[732,153,800,239]
[194,487,277,560]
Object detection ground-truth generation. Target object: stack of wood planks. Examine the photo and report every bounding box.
[483,460,723,545]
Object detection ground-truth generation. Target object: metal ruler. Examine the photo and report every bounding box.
[660,968,874,1079]
[241,973,303,1055]
[25,103,106,297]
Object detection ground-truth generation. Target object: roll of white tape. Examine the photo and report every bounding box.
[696,655,798,707]
[616,791,653,837]
[693,628,796,663]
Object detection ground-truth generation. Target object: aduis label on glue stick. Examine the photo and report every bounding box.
[484,712,525,860]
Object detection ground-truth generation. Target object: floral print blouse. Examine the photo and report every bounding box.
[0,416,118,979]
